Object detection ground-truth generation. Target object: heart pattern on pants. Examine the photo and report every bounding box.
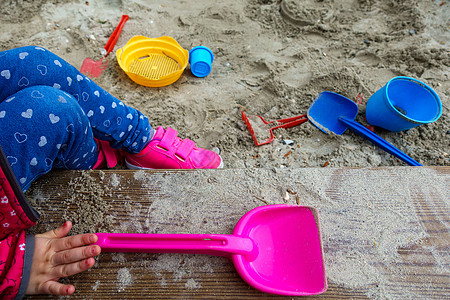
[0,45,153,192]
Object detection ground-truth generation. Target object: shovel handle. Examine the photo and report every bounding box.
[271,115,308,130]
[104,15,129,56]
[95,233,257,260]
[339,117,422,166]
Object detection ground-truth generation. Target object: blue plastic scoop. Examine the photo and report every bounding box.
[307,91,422,166]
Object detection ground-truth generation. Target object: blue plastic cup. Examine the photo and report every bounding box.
[366,76,442,132]
[189,46,214,78]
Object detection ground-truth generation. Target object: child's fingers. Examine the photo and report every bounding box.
[41,221,73,239]
[53,233,98,252]
[40,281,75,296]
[52,257,96,279]
[52,245,101,266]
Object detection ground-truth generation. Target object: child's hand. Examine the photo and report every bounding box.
[25,221,101,296]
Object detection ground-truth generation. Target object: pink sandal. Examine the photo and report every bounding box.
[125,127,223,169]
[93,139,124,169]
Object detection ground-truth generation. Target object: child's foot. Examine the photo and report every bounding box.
[125,127,223,169]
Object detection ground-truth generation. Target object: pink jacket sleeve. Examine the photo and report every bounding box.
[0,146,40,299]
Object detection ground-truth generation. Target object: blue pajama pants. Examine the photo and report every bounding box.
[0,46,152,191]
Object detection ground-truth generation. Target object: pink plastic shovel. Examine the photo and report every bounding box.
[95,204,327,296]
[80,15,129,77]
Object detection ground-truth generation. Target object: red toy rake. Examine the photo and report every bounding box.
[241,110,308,146]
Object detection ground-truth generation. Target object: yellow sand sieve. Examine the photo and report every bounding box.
[116,36,189,87]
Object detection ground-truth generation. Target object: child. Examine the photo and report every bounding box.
[0,46,223,298]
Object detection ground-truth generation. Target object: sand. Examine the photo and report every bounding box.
[0,0,448,169]
[3,0,449,298]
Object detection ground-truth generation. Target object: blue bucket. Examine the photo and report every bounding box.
[189,46,214,78]
[366,76,442,132]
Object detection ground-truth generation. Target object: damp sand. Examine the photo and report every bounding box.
[2,0,447,170]
[117,267,133,292]
[26,170,114,234]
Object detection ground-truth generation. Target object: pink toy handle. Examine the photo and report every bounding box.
[95,233,257,260]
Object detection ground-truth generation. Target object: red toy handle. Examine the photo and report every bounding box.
[104,15,129,56]
[271,114,307,130]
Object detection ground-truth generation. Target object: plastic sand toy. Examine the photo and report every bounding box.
[116,35,189,87]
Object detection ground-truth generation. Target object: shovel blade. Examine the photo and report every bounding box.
[307,91,358,135]
[80,57,107,78]
[232,205,327,296]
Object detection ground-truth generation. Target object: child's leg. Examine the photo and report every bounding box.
[0,46,151,154]
[0,46,223,172]
[0,86,97,191]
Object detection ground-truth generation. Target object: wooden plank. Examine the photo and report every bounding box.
[25,167,449,299]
